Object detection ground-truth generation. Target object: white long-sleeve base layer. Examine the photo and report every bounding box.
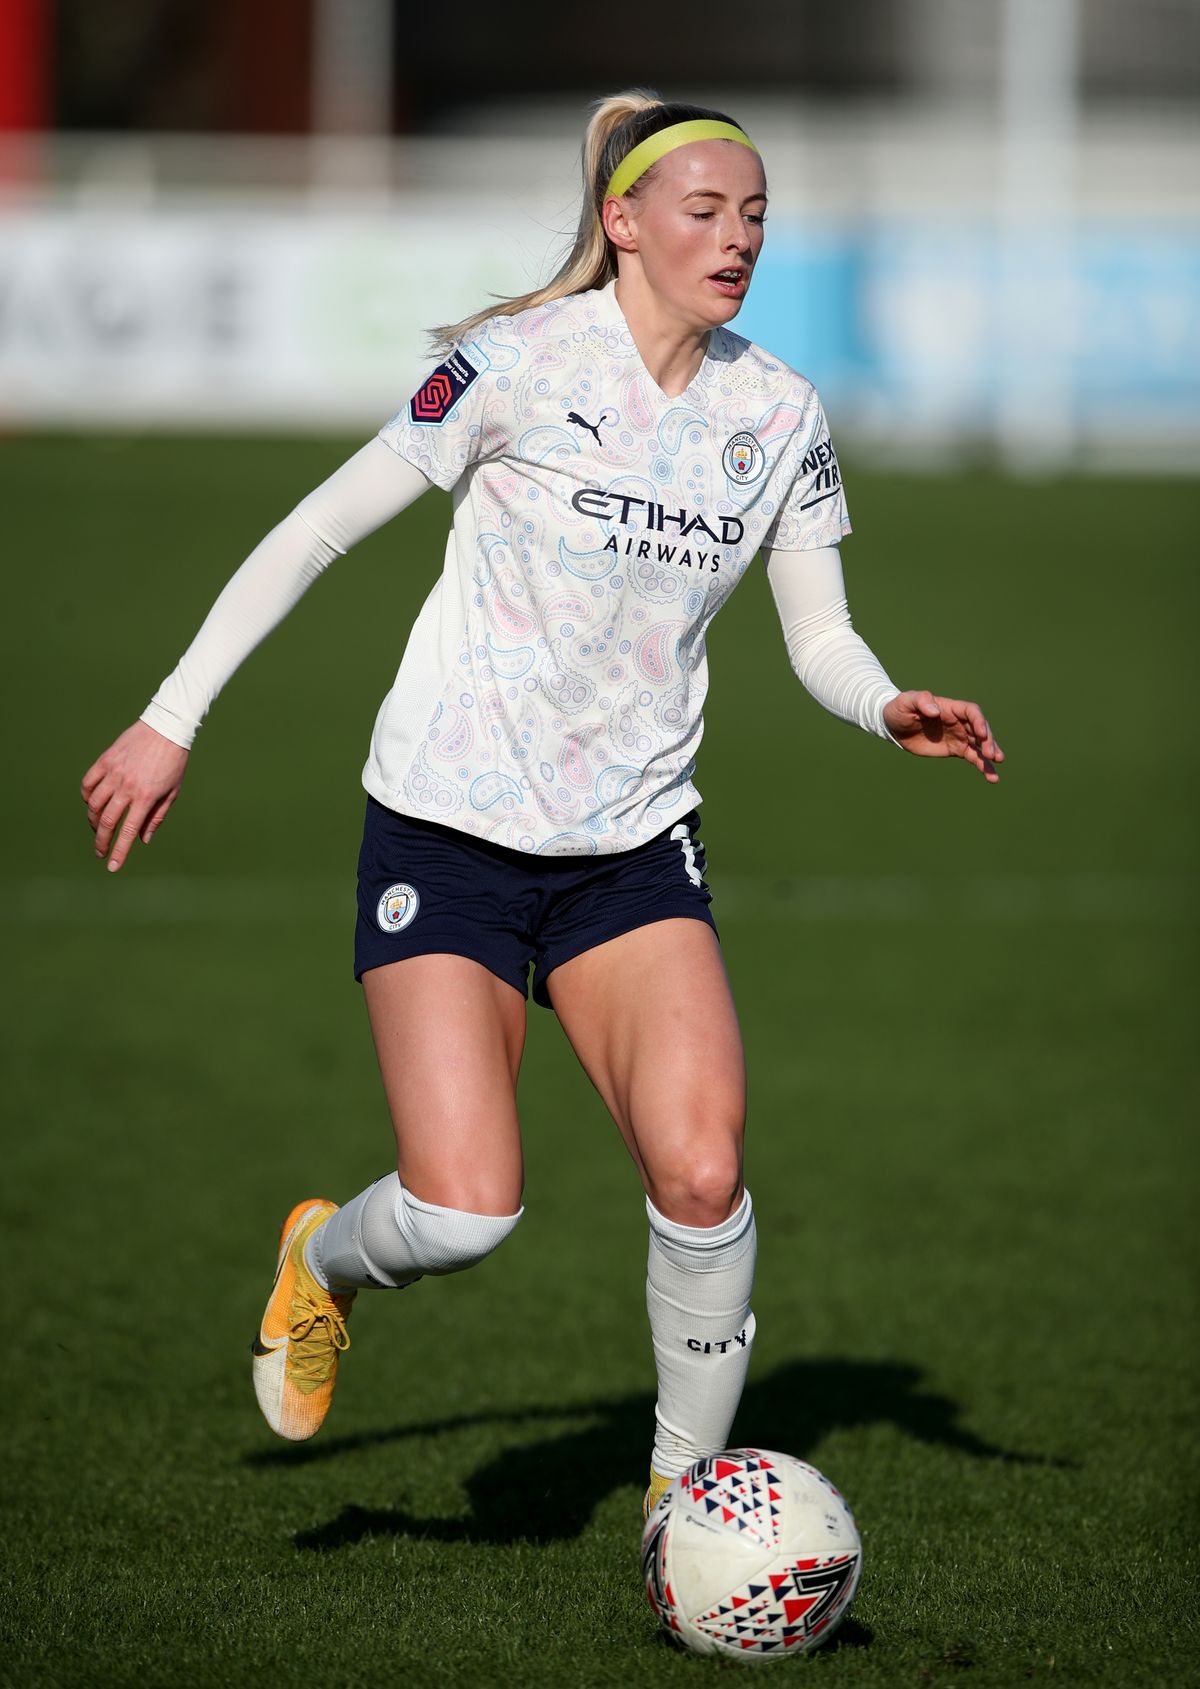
[140,435,900,760]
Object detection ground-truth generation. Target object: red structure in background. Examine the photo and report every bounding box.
[0,0,49,184]
[217,0,310,134]
[0,0,49,129]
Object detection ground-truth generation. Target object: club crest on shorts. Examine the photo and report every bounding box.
[722,431,765,483]
[376,882,420,934]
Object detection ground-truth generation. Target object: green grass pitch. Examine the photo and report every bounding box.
[2,436,1197,1687]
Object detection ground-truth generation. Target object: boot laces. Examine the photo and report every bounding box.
[287,1287,351,1389]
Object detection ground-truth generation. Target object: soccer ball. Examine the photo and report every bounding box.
[640,1449,862,1661]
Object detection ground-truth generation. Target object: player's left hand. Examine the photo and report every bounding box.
[883,690,1004,782]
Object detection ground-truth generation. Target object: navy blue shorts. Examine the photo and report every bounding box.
[354,797,717,1007]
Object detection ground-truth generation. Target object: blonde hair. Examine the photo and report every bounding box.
[429,90,747,353]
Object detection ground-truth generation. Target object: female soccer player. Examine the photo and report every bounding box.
[81,91,1002,1514]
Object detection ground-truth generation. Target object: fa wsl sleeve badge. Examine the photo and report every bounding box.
[408,348,483,426]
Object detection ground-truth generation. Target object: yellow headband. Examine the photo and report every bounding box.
[605,119,759,201]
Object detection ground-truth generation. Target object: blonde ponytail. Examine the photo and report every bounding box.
[429,90,745,353]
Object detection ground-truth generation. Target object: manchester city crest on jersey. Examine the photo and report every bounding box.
[722,431,766,483]
[376,882,420,934]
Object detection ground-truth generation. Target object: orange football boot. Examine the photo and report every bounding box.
[251,1199,355,1440]
[644,1468,673,1520]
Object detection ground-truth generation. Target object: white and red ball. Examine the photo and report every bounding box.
[640,1449,862,1661]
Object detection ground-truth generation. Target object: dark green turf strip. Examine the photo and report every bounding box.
[2,439,1197,1686]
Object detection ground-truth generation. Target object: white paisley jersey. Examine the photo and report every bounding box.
[369,278,850,854]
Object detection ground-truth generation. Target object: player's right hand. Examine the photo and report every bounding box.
[81,720,190,873]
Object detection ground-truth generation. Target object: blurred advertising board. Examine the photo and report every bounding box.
[738,224,1200,462]
[0,208,527,429]
[1,205,1197,463]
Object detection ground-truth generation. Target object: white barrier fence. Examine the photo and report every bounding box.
[2,197,1198,466]
[0,206,533,428]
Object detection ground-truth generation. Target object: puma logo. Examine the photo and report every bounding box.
[567,408,616,446]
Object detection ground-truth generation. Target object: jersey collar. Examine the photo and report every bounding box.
[591,278,716,408]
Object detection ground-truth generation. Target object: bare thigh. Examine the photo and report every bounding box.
[547,918,747,1227]
[362,954,527,1215]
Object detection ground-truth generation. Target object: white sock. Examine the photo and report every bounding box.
[646,1191,757,1478]
[306,1173,523,1291]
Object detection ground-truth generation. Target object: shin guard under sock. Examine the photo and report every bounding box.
[307,1173,522,1291]
[646,1191,757,1478]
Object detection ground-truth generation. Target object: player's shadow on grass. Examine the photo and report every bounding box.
[255,1357,1072,1553]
